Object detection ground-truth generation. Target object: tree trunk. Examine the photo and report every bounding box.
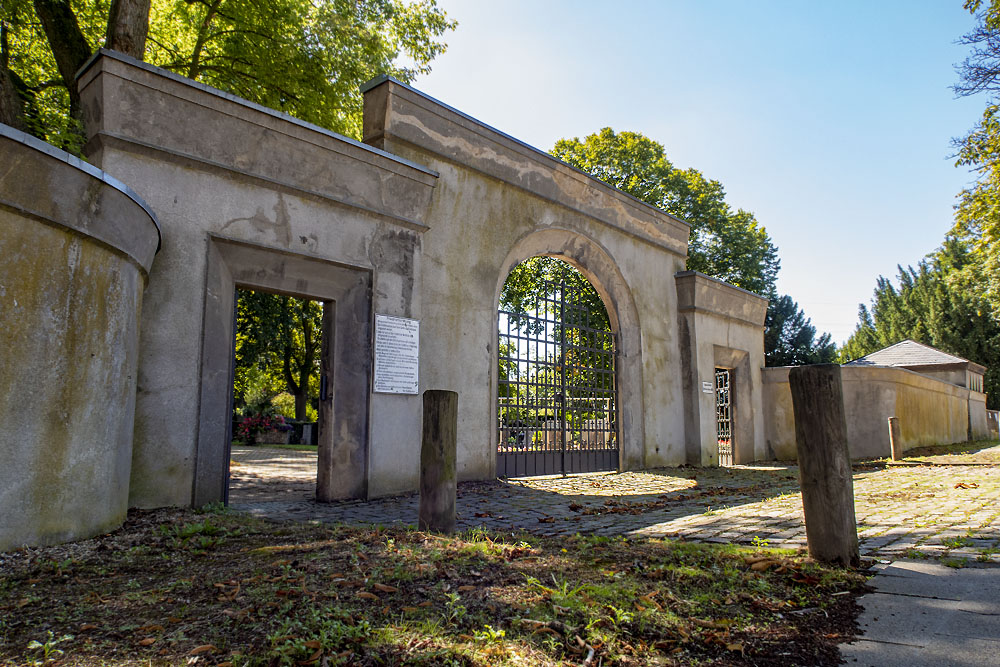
[32,0,93,121]
[105,0,151,59]
[0,23,28,131]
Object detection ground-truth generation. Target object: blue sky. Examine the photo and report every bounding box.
[413,1,986,345]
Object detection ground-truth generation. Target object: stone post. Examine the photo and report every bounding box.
[789,364,859,567]
[887,417,902,461]
[419,390,458,533]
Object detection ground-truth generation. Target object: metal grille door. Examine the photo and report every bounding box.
[498,277,618,477]
[715,368,733,466]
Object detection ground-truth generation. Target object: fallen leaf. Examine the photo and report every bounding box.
[457,585,476,592]
[356,591,378,601]
[418,601,432,607]
[138,638,156,646]
[79,623,98,631]
[401,606,421,613]
[373,583,397,593]
[188,644,216,655]
[751,560,777,572]
[726,642,744,653]
[303,640,322,650]
[138,624,165,633]
[955,482,980,489]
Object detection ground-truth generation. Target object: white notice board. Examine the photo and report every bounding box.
[373,314,419,394]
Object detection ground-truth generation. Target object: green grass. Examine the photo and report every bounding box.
[0,508,869,666]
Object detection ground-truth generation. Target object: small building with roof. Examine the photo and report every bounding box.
[845,340,986,394]
[762,340,991,460]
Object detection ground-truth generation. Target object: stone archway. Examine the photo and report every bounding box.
[493,228,646,474]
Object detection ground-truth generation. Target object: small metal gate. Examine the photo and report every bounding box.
[715,368,733,466]
[497,276,618,477]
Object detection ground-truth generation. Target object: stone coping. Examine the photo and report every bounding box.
[77,49,437,179]
[0,123,161,272]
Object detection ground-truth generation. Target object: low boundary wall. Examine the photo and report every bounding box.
[763,365,991,460]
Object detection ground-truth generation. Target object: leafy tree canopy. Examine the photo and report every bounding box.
[839,240,999,408]
[951,0,1000,303]
[235,290,323,422]
[764,294,836,367]
[550,128,780,296]
[1,0,455,151]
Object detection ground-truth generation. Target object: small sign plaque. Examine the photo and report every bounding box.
[373,314,419,394]
[702,381,714,394]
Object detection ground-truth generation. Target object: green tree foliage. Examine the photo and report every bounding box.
[235,290,323,422]
[1,0,455,149]
[550,128,780,296]
[764,294,836,366]
[952,1,1000,303]
[839,240,999,408]
[498,257,614,428]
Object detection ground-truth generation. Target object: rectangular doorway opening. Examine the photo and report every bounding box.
[715,367,734,467]
[226,288,330,506]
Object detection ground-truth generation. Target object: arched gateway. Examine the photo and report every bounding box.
[42,51,768,520]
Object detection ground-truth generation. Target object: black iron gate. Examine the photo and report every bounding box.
[497,277,618,477]
[715,368,733,466]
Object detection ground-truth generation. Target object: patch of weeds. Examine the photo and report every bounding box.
[196,501,229,515]
[441,591,468,627]
[26,631,73,666]
[902,548,929,560]
[940,536,974,549]
[751,535,770,548]
[941,557,968,569]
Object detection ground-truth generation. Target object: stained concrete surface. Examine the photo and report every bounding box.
[841,561,1000,667]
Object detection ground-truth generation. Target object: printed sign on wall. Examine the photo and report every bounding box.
[373,314,419,394]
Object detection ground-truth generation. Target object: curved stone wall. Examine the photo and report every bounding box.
[0,125,159,550]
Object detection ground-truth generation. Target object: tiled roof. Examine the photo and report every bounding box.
[846,339,972,367]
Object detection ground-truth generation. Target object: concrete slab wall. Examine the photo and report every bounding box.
[362,77,693,478]
[78,51,437,505]
[0,124,159,549]
[675,272,768,464]
[763,365,991,460]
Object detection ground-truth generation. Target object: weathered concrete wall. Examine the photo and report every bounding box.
[675,272,768,464]
[0,124,159,549]
[763,365,991,460]
[362,76,692,477]
[78,51,437,505]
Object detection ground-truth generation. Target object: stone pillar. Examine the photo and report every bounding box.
[887,417,902,461]
[0,124,160,550]
[419,390,458,533]
[789,364,859,567]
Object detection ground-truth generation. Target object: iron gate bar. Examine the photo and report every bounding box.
[715,368,733,467]
[497,274,618,477]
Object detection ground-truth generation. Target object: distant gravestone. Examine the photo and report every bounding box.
[418,390,458,533]
[789,364,859,567]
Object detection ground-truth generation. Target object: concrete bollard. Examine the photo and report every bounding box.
[789,364,860,567]
[887,417,902,461]
[419,390,458,533]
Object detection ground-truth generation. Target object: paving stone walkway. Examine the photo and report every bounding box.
[229,446,1000,562]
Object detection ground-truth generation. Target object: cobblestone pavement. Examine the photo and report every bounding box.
[229,445,1000,562]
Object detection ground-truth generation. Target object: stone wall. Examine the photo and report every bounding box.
[0,125,159,550]
[763,365,991,460]
[675,272,768,464]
